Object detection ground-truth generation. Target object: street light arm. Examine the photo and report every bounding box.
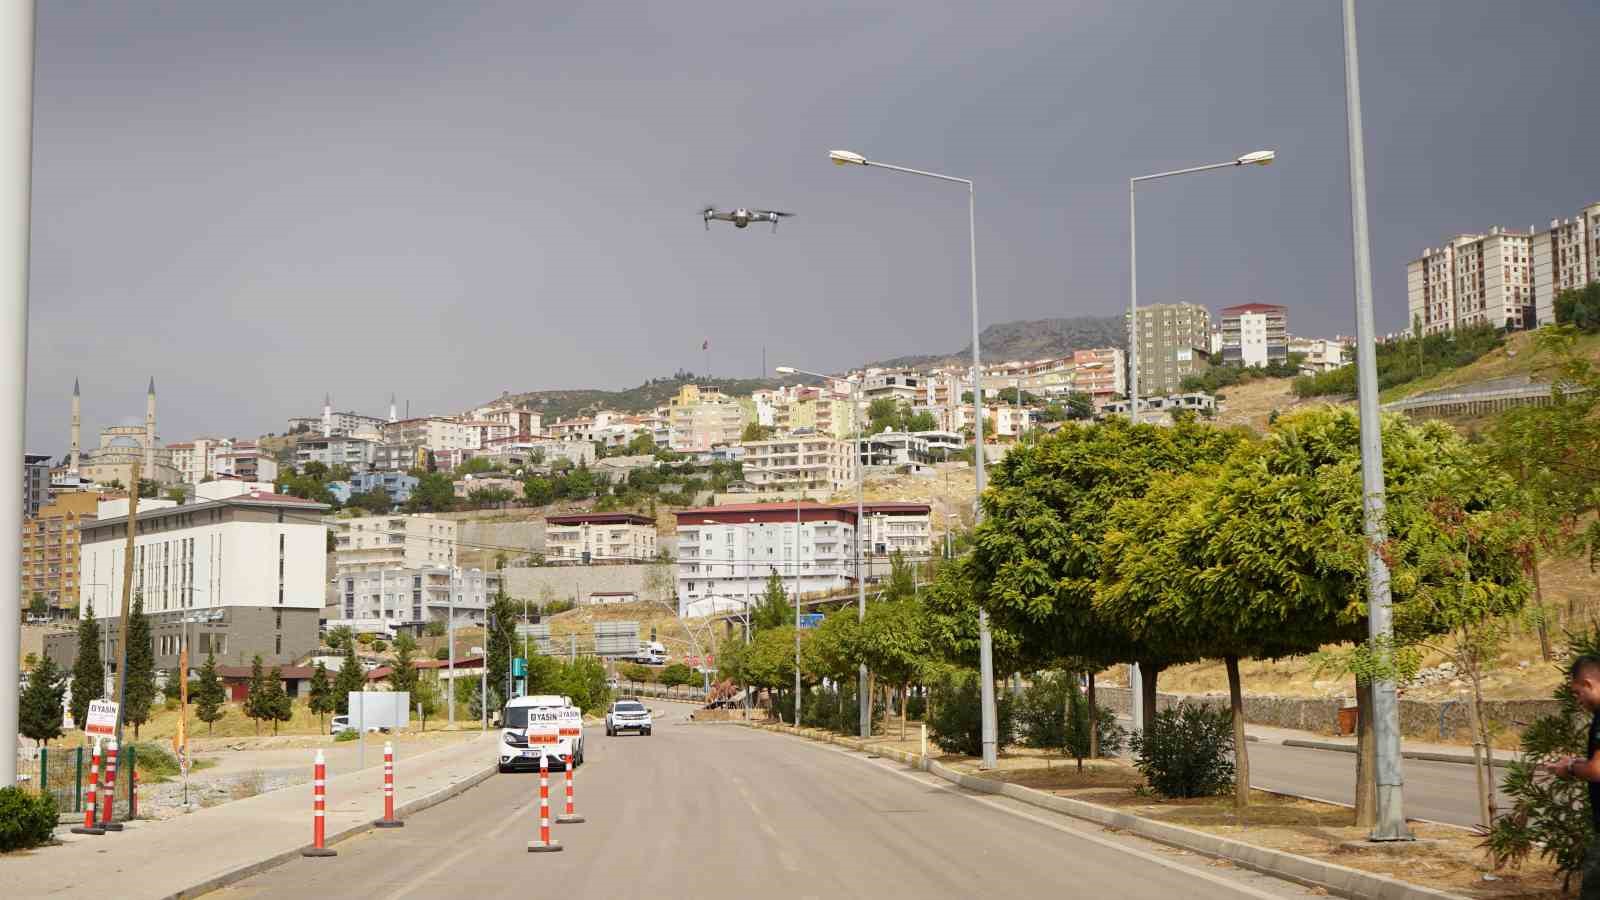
[1130,159,1243,184]
[859,159,972,187]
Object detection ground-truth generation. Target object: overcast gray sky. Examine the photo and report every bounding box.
[24,1,1600,453]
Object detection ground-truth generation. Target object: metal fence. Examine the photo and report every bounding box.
[14,744,138,820]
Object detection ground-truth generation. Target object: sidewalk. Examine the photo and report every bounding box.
[2,731,498,899]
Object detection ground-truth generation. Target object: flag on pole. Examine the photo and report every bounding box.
[702,339,709,350]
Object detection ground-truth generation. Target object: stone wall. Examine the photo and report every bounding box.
[461,521,545,555]
[499,563,671,607]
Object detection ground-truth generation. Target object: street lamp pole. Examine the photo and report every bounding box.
[793,496,802,727]
[828,149,996,768]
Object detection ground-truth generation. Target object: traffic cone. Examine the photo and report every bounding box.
[302,749,337,857]
[375,741,403,828]
[526,754,562,852]
[71,739,106,836]
[556,753,585,824]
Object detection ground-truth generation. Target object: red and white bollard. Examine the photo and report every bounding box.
[374,741,403,828]
[71,738,105,836]
[556,753,585,824]
[100,740,123,832]
[302,749,337,857]
[526,754,562,853]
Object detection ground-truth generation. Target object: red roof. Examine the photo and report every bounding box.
[1219,303,1287,315]
[546,512,654,526]
[675,501,930,520]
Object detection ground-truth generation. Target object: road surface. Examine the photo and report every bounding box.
[1245,741,1494,827]
[218,706,1320,899]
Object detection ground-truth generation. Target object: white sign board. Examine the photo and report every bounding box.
[348,692,411,731]
[524,707,561,745]
[85,699,119,738]
[558,707,582,742]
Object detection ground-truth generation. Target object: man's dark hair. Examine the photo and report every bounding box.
[1570,654,1600,682]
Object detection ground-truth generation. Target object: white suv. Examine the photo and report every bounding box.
[605,699,652,736]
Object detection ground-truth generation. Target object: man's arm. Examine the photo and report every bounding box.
[1544,750,1600,781]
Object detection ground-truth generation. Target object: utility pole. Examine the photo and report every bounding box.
[0,0,35,792]
[1343,0,1410,842]
[114,461,142,746]
[793,497,802,728]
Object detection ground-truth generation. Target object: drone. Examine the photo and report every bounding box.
[702,206,794,233]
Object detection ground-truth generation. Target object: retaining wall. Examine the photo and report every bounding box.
[499,563,668,606]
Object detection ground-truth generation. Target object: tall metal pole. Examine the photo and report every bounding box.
[1343,0,1409,842]
[114,461,142,747]
[855,381,869,738]
[447,574,455,728]
[0,0,35,791]
[793,497,802,727]
[1127,179,1144,731]
[969,183,998,771]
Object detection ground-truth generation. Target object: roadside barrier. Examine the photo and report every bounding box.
[375,741,404,828]
[302,749,337,858]
[527,755,562,853]
[556,754,585,824]
[100,741,123,831]
[70,739,105,836]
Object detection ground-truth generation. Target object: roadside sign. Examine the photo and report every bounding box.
[687,656,699,667]
[85,699,118,738]
[798,613,824,629]
[525,707,561,744]
[512,658,527,677]
[557,707,582,739]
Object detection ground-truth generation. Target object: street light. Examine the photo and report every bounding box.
[778,364,870,738]
[828,148,998,769]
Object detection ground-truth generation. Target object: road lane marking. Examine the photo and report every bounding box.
[380,778,544,900]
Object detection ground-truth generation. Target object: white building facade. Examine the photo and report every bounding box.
[741,436,858,497]
[674,503,858,615]
[544,512,658,562]
[1533,202,1600,326]
[332,513,457,575]
[1408,228,1535,335]
[331,565,496,629]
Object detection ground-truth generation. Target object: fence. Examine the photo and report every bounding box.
[14,744,139,821]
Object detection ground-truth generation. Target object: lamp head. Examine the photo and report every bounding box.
[828,150,868,167]
[1236,150,1276,167]
[774,366,797,375]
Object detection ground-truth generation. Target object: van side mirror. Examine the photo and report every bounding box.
[492,717,502,728]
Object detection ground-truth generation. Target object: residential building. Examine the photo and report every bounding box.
[468,396,543,438]
[1071,348,1126,404]
[289,402,387,439]
[856,502,934,560]
[741,436,858,498]
[1532,202,1600,326]
[332,513,456,575]
[985,404,1032,438]
[330,565,496,629]
[1102,391,1216,422]
[383,417,482,453]
[167,438,229,485]
[214,441,278,483]
[751,389,784,428]
[667,385,748,452]
[979,358,1075,398]
[862,372,921,406]
[327,471,418,506]
[1288,337,1345,374]
[1408,227,1534,335]
[24,451,50,518]
[1219,303,1289,368]
[861,432,927,467]
[294,434,379,472]
[545,512,658,562]
[1127,302,1212,396]
[476,438,594,470]
[51,483,331,673]
[674,503,860,615]
[20,491,104,615]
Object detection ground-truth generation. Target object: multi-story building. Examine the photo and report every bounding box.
[674,503,859,614]
[49,482,330,673]
[1288,337,1346,374]
[1219,303,1289,368]
[1533,202,1600,326]
[544,512,658,562]
[856,502,933,560]
[331,513,456,576]
[167,438,228,485]
[1071,348,1126,404]
[289,403,387,439]
[1407,228,1534,335]
[327,471,418,506]
[468,396,543,438]
[741,436,858,498]
[667,385,748,452]
[383,417,482,454]
[20,491,103,616]
[862,372,921,406]
[24,451,51,518]
[1127,302,1212,397]
[331,565,496,629]
[985,405,1032,438]
[294,434,380,472]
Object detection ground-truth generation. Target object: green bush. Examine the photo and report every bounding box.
[1129,703,1235,798]
[129,742,181,783]
[371,640,388,652]
[927,671,1014,756]
[334,729,360,742]
[0,786,58,851]
[1555,283,1600,333]
[434,648,450,661]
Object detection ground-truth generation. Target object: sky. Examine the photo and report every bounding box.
[23,0,1600,453]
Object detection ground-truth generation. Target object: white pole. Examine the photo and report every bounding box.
[856,380,869,739]
[0,0,34,792]
[793,498,801,727]
[969,182,998,772]
[1128,180,1138,421]
[447,576,455,728]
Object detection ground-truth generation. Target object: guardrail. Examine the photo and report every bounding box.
[1381,382,1583,418]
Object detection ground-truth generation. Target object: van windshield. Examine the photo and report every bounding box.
[501,704,562,729]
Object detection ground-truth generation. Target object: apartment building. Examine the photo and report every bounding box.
[24,451,50,518]
[383,417,482,454]
[856,502,933,560]
[674,503,859,614]
[1533,202,1600,326]
[862,372,921,405]
[20,491,103,615]
[332,513,456,575]
[295,434,379,472]
[1289,337,1346,374]
[1219,303,1289,368]
[327,471,418,505]
[331,565,496,629]
[1071,348,1126,404]
[667,385,748,452]
[214,441,278,483]
[468,397,543,438]
[167,439,226,485]
[1127,302,1212,396]
[545,512,658,562]
[741,436,858,497]
[1407,228,1535,335]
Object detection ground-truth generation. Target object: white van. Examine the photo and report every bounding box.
[497,694,585,773]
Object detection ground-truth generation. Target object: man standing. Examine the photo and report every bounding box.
[1547,655,1600,898]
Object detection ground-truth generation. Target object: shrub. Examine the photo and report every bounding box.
[1016,673,1070,751]
[356,632,376,646]
[334,729,360,742]
[434,648,450,661]
[1093,705,1127,758]
[0,786,58,851]
[1129,703,1235,799]
[129,742,181,783]
[927,671,1014,756]
[371,640,388,652]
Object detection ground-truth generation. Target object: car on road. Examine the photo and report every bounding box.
[329,715,387,736]
[605,699,652,736]
[498,694,585,773]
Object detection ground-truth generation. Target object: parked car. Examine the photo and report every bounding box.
[329,715,386,736]
[605,699,652,737]
[497,694,584,773]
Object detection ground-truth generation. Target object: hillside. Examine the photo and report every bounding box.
[495,375,791,420]
[869,315,1125,369]
[1379,329,1600,403]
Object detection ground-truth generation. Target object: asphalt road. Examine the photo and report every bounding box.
[1244,741,1499,827]
[217,706,1321,899]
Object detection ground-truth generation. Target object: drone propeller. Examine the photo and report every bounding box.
[702,206,716,231]
[766,210,793,233]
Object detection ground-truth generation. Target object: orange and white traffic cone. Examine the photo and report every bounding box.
[71,739,105,836]
[302,749,337,857]
[556,753,585,824]
[375,741,403,828]
[100,740,123,832]
[526,754,562,853]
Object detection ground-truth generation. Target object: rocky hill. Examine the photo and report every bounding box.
[868,315,1125,369]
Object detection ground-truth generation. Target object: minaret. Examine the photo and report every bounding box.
[322,393,333,437]
[70,377,81,474]
[144,377,156,474]
[389,393,398,424]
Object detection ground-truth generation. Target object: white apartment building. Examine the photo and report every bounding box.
[985,405,1032,438]
[214,442,278,483]
[1289,337,1346,374]
[1533,202,1600,326]
[331,513,456,576]
[1219,303,1289,368]
[468,397,543,438]
[741,436,858,497]
[856,502,933,559]
[544,512,658,562]
[383,417,482,453]
[674,503,859,615]
[331,565,496,629]
[862,372,921,405]
[476,438,595,470]
[295,435,379,472]
[1407,227,1535,335]
[166,438,230,484]
[667,385,748,452]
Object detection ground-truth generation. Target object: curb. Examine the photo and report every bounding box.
[1280,739,1516,770]
[165,761,497,899]
[744,723,1467,900]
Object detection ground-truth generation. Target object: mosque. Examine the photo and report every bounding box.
[55,377,182,488]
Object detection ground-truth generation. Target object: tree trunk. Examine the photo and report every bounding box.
[1354,679,1377,828]
[1464,679,1492,829]
[1225,656,1250,811]
[1087,671,1099,759]
[1530,548,1553,661]
[1138,661,1162,736]
[901,682,909,741]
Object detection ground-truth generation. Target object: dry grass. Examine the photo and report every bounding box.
[1213,378,1345,433]
[1380,330,1600,404]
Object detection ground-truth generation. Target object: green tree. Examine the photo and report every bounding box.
[853,597,930,739]
[307,661,334,732]
[123,594,157,739]
[346,488,393,515]
[454,456,497,478]
[741,422,774,442]
[486,592,518,708]
[618,662,655,685]
[1553,281,1600,332]
[333,641,365,715]
[163,487,187,504]
[266,666,293,735]
[625,432,658,456]
[28,592,48,619]
[324,625,354,652]
[883,550,917,602]
[327,464,354,482]
[522,476,556,507]
[389,633,420,699]
[194,651,225,734]
[302,461,330,480]
[243,655,270,735]
[866,398,903,434]
[413,674,443,730]
[405,472,457,512]
[19,655,65,749]
[751,571,792,632]
[660,662,695,693]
